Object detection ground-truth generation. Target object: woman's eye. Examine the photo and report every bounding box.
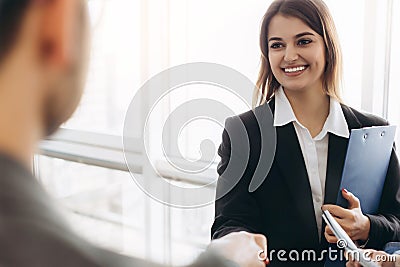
[270,43,283,49]
[298,39,312,46]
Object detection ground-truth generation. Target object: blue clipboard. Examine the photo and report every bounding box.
[336,125,396,213]
[326,126,396,267]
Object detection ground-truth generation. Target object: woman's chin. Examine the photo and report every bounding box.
[281,85,307,93]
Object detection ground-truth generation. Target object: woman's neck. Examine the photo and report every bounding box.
[283,86,330,138]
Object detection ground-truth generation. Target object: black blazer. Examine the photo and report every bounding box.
[211,99,400,266]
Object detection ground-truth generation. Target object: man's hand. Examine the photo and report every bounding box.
[323,189,370,243]
[208,231,268,267]
[346,249,397,267]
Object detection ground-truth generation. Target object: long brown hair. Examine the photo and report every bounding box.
[254,0,343,106]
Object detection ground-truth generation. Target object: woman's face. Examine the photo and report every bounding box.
[267,14,326,94]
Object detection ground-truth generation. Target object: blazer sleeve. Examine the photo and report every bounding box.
[366,147,400,249]
[211,117,263,239]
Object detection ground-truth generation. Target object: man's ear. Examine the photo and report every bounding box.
[40,0,80,68]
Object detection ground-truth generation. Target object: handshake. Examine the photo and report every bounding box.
[207,231,269,267]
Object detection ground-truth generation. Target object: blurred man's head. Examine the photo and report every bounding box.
[0,0,89,137]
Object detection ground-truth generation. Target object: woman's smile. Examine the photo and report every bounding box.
[282,65,309,77]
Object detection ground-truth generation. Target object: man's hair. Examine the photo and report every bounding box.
[0,0,30,63]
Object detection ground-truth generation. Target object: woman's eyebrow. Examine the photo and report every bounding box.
[268,32,315,42]
[295,32,315,38]
[268,37,283,42]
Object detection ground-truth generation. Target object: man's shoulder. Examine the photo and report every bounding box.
[0,153,166,267]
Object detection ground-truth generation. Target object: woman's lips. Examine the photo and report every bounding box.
[281,65,309,77]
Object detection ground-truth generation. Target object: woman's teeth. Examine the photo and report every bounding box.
[284,66,307,73]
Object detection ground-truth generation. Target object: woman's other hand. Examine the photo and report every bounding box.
[322,189,370,243]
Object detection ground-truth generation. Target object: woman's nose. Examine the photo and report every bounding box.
[284,46,299,63]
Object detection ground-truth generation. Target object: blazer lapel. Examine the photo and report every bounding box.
[324,104,363,204]
[321,104,363,244]
[323,135,348,205]
[269,99,320,244]
[275,124,320,244]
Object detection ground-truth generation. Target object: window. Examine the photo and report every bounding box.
[388,0,400,145]
[36,156,147,258]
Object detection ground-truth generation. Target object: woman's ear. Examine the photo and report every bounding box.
[39,0,80,69]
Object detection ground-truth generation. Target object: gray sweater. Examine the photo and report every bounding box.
[0,153,236,267]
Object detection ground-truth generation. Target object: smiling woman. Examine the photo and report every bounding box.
[212,0,400,266]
